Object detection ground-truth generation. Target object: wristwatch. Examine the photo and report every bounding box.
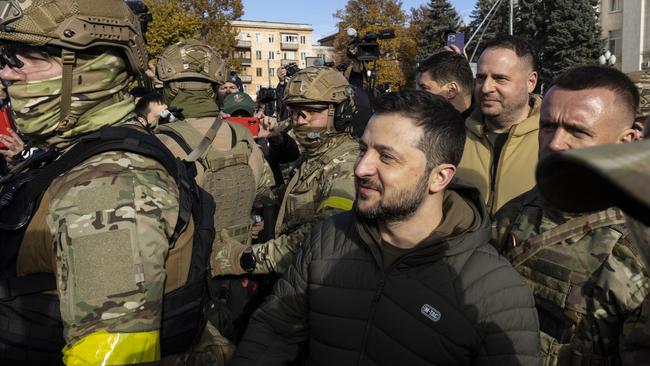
[240,246,257,273]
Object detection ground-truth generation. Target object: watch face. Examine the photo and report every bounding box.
[240,250,256,272]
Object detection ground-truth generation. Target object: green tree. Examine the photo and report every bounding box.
[417,0,461,60]
[401,5,427,88]
[333,0,411,90]
[518,0,603,90]
[144,0,201,58]
[467,0,511,61]
[181,0,244,68]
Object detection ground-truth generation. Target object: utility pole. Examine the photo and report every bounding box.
[509,0,513,35]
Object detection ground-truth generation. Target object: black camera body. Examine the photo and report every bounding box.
[347,29,395,62]
[284,63,300,77]
[256,87,277,104]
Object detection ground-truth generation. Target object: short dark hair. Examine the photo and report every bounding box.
[550,65,639,118]
[484,34,536,71]
[417,51,474,96]
[135,92,164,119]
[372,90,466,169]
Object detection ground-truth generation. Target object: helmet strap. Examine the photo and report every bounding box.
[57,48,78,131]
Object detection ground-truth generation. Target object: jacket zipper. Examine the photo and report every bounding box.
[488,129,514,215]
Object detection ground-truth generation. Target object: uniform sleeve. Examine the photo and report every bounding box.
[46,151,179,365]
[253,149,357,274]
[230,228,313,366]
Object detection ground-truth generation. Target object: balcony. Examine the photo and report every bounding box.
[280,42,299,50]
[239,75,252,83]
[281,59,298,66]
[236,40,251,48]
[241,58,252,66]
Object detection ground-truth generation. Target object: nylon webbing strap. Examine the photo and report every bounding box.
[57,49,77,131]
[510,208,626,267]
[186,116,222,162]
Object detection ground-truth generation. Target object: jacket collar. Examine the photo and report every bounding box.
[466,94,542,138]
[354,180,491,267]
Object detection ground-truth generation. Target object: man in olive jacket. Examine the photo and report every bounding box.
[231,91,540,366]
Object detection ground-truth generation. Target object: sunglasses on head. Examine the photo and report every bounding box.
[0,45,24,69]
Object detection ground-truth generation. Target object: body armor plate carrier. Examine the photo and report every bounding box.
[0,126,215,365]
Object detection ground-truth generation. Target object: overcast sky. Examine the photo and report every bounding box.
[240,0,476,42]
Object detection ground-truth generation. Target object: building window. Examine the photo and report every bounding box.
[268,34,274,43]
[283,51,296,60]
[281,34,298,43]
[256,85,261,92]
[255,50,262,60]
[609,0,621,12]
[268,51,275,60]
[242,84,248,93]
[255,33,261,43]
[256,68,263,77]
[300,52,306,60]
[269,68,275,77]
[300,35,306,44]
[608,30,622,60]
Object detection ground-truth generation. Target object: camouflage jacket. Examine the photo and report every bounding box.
[44,149,179,345]
[493,188,650,366]
[252,134,359,274]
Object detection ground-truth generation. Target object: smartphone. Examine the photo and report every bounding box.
[226,116,260,138]
[0,106,14,149]
[445,32,465,51]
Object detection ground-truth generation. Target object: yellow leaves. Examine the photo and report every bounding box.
[144,0,201,58]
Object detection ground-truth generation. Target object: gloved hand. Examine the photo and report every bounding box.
[210,229,249,277]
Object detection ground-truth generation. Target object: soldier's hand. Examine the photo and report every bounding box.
[251,220,264,239]
[0,128,25,159]
[212,229,249,276]
[257,116,280,138]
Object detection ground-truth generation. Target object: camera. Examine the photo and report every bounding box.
[346,28,396,62]
[284,63,300,77]
[256,87,277,104]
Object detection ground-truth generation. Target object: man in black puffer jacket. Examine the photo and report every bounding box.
[231,90,540,366]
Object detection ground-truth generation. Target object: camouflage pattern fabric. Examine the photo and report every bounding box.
[251,133,359,274]
[46,149,179,344]
[493,189,650,366]
[7,51,134,143]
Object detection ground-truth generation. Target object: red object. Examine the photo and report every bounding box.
[226,116,260,137]
[0,106,14,149]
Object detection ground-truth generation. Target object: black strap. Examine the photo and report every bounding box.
[0,273,56,299]
[157,128,194,155]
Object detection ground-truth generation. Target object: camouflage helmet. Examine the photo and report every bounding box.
[628,70,650,119]
[284,66,352,105]
[0,0,147,75]
[156,40,226,84]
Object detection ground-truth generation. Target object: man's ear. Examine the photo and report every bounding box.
[446,81,459,100]
[617,127,639,143]
[527,71,538,94]
[428,164,456,194]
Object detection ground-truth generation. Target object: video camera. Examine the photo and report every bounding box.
[284,63,300,78]
[346,28,395,62]
[256,87,277,117]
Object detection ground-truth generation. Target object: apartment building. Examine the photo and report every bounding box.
[600,0,649,72]
[232,20,314,97]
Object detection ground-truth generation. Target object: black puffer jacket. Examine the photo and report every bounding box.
[232,183,540,366]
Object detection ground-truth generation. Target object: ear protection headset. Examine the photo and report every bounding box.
[333,86,356,132]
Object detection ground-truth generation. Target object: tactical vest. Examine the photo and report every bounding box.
[505,197,630,366]
[157,120,256,247]
[275,135,358,236]
[0,126,215,365]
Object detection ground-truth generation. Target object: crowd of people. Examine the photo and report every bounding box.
[0,0,649,365]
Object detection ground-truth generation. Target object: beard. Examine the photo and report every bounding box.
[355,170,430,222]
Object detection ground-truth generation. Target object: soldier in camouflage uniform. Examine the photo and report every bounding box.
[535,139,650,365]
[221,66,361,274]
[0,0,221,365]
[492,65,650,365]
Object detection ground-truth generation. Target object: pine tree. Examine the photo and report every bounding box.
[467,0,511,61]
[517,0,603,90]
[416,0,461,60]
